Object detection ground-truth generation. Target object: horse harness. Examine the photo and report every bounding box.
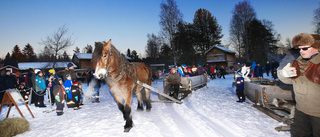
[100,46,148,93]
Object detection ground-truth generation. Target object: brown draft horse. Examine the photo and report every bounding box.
[92,40,152,132]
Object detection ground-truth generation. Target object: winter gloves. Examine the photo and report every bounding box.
[279,63,297,78]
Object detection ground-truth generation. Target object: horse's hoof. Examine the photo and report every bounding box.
[124,126,133,132]
[146,108,151,112]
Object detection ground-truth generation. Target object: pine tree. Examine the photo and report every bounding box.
[73,46,80,53]
[22,43,37,62]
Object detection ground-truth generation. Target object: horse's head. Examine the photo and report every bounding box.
[92,39,112,79]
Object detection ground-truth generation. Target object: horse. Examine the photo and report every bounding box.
[92,40,152,132]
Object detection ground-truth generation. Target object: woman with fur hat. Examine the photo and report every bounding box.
[277,33,320,137]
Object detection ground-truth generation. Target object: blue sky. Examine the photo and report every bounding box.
[0,0,319,59]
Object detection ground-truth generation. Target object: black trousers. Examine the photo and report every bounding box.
[291,109,320,137]
[56,102,64,113]
[236,89,245,101]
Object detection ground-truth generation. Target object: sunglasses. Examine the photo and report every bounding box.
[299,47,312,51]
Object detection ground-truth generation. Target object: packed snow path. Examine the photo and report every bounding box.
[1,74,291,137]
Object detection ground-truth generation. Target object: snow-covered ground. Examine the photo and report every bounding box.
[1,74,291,137]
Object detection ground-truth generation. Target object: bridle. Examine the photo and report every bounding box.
[95,45,126,80]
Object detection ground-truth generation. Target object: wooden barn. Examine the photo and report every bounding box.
[204,45,236,73]
[72,53,93,69]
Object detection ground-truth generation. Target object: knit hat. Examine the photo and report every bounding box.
[292,33,320,49]
[67,63,74,68]
[34,69,40,74]
[48,69,55,74]
[73,82,79,85]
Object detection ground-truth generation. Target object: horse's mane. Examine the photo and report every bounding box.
[92,41,127,65]
[92,42,104,65]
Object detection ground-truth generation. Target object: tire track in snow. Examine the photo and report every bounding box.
[183,99,242,137]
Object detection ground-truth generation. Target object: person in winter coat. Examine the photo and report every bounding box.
[271,59,279,79]
[18,82,30,102]
[46,69,59,106]
[53,78,65,116]
[0,70,18,104]
[71,82,81,110]
[64,74,73,108]
[15,72,25,85]
[196,65,204,76]
[265,61,271,76]
[277,33,320,137]
[34,70,47,107]
[162,68,181,100]
[63,63,77,82]
[210,65,215,79]
[253,63,263,78]
[78,83,84,106]
[219,66,226,79]
[91,76,101,103]
[251,62,256,77]
[235,75,245,102]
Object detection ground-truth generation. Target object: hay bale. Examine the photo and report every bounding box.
[0,117,30,137]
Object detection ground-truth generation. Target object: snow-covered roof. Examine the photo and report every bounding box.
[73,53,132,60]
[74,53,92,60]
[204,45,236,55]
[0,65,19,70]
[18,62,77,70]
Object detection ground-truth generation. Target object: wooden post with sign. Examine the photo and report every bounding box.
[0,89,35,118]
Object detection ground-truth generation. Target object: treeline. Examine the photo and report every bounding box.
[143,0,299,67]
[1,44,94,67]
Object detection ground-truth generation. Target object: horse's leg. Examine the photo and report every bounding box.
[113,94,127,120]
[143,88,152,111]
[135,86,144,111]
[123,92,133,132]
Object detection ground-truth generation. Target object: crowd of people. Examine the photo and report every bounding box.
[0,63,101,116]
[165,64,229,80]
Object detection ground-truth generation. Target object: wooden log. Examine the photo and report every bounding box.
[137,81,182,104]
[275,125,291,132]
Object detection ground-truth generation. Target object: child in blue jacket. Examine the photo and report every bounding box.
[64,74,73,108]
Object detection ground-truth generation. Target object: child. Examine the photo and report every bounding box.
[53,78,66,116]
[35,70,47,107]
[64,74,73,108]
[79,83,84,106]
[235,74,245,102]
[18,82,29,102]
[71,82,81,110]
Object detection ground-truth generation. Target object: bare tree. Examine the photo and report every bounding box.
[145,33,161,60]
[229,0,256,62]
[159,0,183,65]
[313,2,320,34]
[40,25,73,67]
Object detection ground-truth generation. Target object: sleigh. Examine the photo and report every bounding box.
[161,75,208,100]
[241,77,294,131]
